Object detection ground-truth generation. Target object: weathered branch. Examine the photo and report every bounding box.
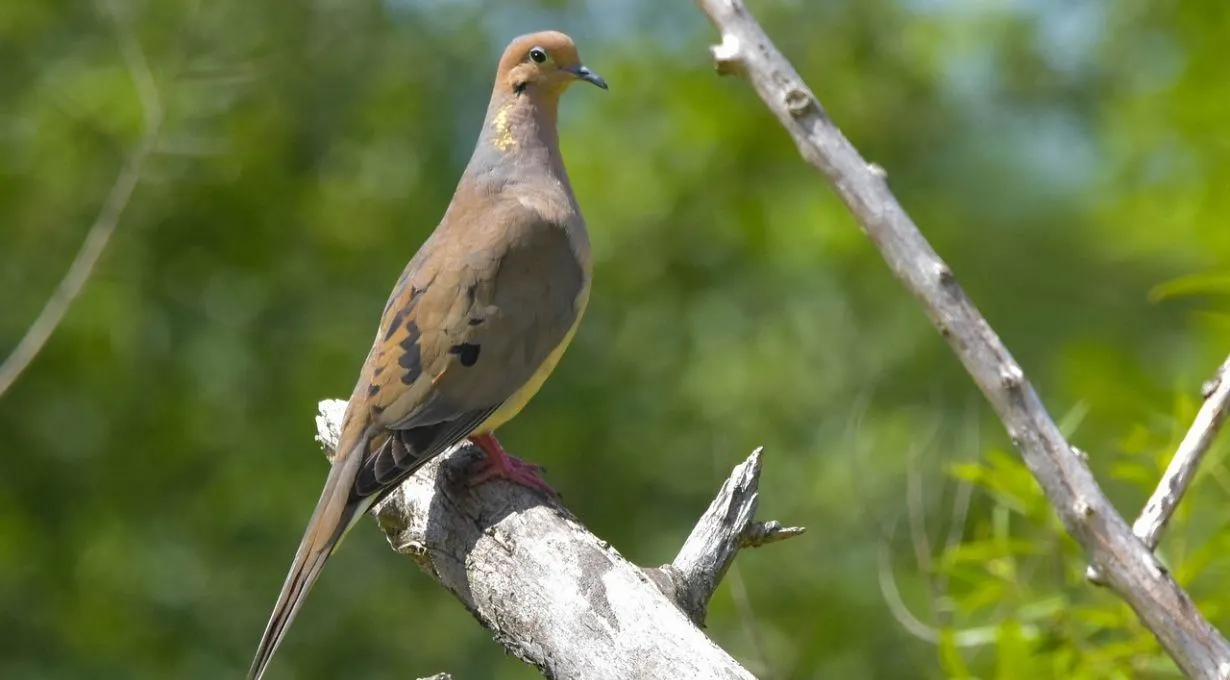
[689,0,1230,676]
[645,447,805,626]
[315,399,803,680]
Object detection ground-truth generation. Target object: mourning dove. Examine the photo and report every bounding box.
[247,31,606,679]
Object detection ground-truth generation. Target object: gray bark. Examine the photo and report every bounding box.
[687,0,1230,676]
[315,399,803,680]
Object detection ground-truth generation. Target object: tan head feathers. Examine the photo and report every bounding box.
[496,31,608,96]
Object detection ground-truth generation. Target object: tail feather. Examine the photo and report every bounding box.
[248,436,371,680]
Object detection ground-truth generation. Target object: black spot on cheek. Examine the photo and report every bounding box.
[399,321,423,384]
[449,343,481,367]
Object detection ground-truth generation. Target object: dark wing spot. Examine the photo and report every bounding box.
[385,276,426,317]
[449,343,481,367]
[383,309,406,341]
[467,317,483,326]
[384,268,427,312]
[398,321,423,384]
[367,383,380,397]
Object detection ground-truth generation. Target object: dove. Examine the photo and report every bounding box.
[248,30,606,679]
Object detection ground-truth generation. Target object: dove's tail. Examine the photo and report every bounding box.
[248,434,372,680]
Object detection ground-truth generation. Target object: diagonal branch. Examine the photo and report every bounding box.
[1132,355,1230,550]
[0,0,162,401]
[314,399,804,680]
[688,0,1230,676]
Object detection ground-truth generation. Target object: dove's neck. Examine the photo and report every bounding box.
[467,90,572,194]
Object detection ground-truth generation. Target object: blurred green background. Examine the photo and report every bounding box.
[2,0,1229,678]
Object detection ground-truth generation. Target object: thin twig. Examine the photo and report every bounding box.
[877,530,940,644]
[0,0,162,401]
[1086,355,1230,580]
[726,564,776,679]
[934,402,977,625]
[1135,355,1230,548]
[876,520,1000,648]
[689,0,1230,676]
[905,418,942,620]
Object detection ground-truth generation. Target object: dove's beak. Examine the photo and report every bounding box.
[568,65,608,90]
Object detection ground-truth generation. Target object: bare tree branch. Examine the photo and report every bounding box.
[1086,354,1230,582]
[314,399,804,680]
[0,0,162,400]
[688,0,1230,676]
[646,447,804,627]
[1133,355,1230,550]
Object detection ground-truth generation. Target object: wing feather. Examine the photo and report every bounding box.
[337,199,586,505]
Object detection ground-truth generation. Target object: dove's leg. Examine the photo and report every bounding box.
[466,432,558,497]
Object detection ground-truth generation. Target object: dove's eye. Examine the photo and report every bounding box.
[528,47,548,64]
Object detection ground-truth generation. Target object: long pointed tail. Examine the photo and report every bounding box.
[248,437,371,680]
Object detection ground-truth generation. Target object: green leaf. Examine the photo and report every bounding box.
[1149,271,1230,302]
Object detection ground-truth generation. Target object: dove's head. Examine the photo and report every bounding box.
[496,31,608,98]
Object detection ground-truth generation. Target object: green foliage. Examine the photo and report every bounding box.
[938,394,1230,679]
[1,0,1228,678]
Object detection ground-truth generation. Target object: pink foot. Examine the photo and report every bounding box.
[466,432,559,497]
